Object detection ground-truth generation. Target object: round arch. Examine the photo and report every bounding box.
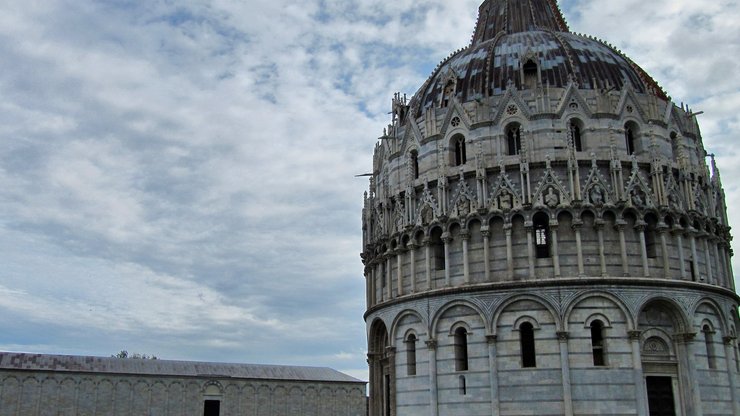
[491,294,561,336]
[562,290,635,331]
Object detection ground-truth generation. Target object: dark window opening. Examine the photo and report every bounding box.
[625,126,636,155]
[703,325,716,369]
[406,334,417,376]
[523,60,538,89]
[520,322,537,368]
[689,260,696,281]
[507,125,522,156]
[459,375,467,395]
[645,219,658,259]
[590,320,606,366]
[411,151,419,179]
[204,400,220,416]
[454,327,469,371]
[454,136,467,166]
[533,215,550,258]
[442,82,454,108]
[570,121,582,151]
[646,376,676,416]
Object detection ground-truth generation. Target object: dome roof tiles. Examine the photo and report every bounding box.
[413,30,667,116]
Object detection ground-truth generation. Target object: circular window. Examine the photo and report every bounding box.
[451,116,461,127]
[506,105,518,115]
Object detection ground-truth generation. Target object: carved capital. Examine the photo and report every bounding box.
[385,346,397,356]
[628,330,642,341]
[556,331,569,341]
[486,334,498,344]
[460,231,471,241]
[425,340,437,350]
[723,336,737,345]
[634,221,647,232]
[481,230,491,238]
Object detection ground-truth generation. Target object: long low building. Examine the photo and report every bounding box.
[0,352,366,416]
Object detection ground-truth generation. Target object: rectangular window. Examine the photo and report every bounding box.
[203,400,220,416]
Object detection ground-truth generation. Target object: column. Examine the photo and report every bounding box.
[595,220,607,277]
[675,228,687,280]
[396,250,404,297]
[366,271,371,308]
[442,233,452,287]
[703,237,714,284]
[551,222,561,277]
[386,346,397,416]
[409,243,417,293]
[525,222,535,279]
[505,224,514,280]
[636,222,649,277]
[368,353,382,416]
[482,229,491,282]
[616,221,629,276]
[426,340,439,416]
[628,331,648,416]
[690,230,700,282]
[487,335,500,416]
[386,255,393,299]
[712,240,723,287]
[557,331,574,416]
[676,332,702,416]
[658,224,669,278]
[723,336,740,416]
[573,221,584,277]
[424,239,432,290]
[462,230,471,284]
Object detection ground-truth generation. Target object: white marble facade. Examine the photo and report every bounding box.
[362,1,740,415]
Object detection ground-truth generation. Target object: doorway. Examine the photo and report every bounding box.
[646,376,675,416]
[203,400,220,416]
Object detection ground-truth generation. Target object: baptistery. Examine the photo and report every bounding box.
[361,1,740,415]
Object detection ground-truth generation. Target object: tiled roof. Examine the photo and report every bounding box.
[0,352,364,384]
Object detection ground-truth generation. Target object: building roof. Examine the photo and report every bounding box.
[0,352,364,384]
[411,0,667,116]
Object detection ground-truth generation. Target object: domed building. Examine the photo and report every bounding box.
[361,1,740,415]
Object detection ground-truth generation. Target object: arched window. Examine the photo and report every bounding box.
[507,124,522,156]
[570,120,583,152]
[406,334,417,376]
[703,325,716,369]
[454,327,469,371]
[442,81,454,108]
[523,60,538,89]
[533,213,550,258]
[625,124,637,155]
[520,322,537,368]
[430,228,445,270]
[644,215,658,259]
[452,135,467,166]
[590,320,606,366]
[410,150,419,179]
[670,131,679,161]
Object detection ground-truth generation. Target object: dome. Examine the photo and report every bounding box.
[363,1,739,416]
[412,0,667,115]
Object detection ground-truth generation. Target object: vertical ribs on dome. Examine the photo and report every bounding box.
[472,0,570,46]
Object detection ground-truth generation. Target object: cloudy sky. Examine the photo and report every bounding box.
[0,0,738,382]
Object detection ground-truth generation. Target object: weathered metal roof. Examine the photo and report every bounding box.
[411,0,667,116]
[0,352,364,383]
